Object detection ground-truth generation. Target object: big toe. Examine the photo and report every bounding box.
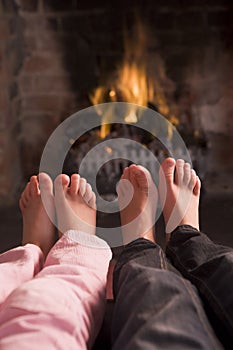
[159,157,176,186]
[129,164,149,191]
[29,176,39,196]
[38,173,53,195]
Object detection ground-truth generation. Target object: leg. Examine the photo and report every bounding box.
[117,164,158,244]
[158,157,200,238]
[0,244,43,305]
[167,227,233,346]
[0,173,54,305]
[112,165,221,349]
[19,173,55,257]
[112,239,222,350]
[0,174,112,350]
[160,158,233,346]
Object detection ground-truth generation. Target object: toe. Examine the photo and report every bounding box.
[21,182,30,203]
[183,163,191,185]
[122,167,130,180]
[19,197,26,211]
[29,176,39,196]
[78,178,87,197]
[131,165,149,191]
[70,174,80,195]
[189,169,197,189]
[89,192,96,209]
[159,157,176,186]
[128,165,139,188]
[117,178,132,196]
[83,183,94,203]
[54,174,70,197]
[38,173,53,195]
[175,159,185,185]
[193,176,201,196]
[117,178,134,209]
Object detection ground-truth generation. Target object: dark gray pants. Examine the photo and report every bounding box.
[112,225,232,349]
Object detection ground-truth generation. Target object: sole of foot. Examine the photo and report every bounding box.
[159,158,201,239]
[19,173,55,257]
[117,164,158,245]
[54,173,96,238]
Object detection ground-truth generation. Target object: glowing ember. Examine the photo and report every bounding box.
[105,146,113,155]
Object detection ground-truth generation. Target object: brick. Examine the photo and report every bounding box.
[18,0,38,12]
[6,39,24,75]
[21,95,76,112]
[148,11,176,30]
[157,0,231,8]
[11,96,21,121]
[89,13,123,33]
[76,0,120,10]
[208,10,232,27]
[43,0,77,12]
[0,90,8,110]
[22,95,62,112]
[33,75,71,93]
[156,31,182,48]
[18,75,34,93]
[36,33,63,51]
[22,16,59,33]
[0,131,7,148]
[20,113,59,138]
[0,112,6,130]
[9,17,19,35]
[0,19,10,41]
[90,33,124,52]
[23,54,65,74]
[19,74,71,93]
[9,81,18,99]
[180,30,210,46]
[175,11,206,29]
[0,65,9,85]
[147,0,183,7]
[24,34,38,51]
[2,0,18,13]
[61,15,90,32]
[203,0,232,5]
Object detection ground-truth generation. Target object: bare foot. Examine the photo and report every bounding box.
[19,173,55,257]
[54,173,96,237]
[159,158,201,238]
[117,164,158,245]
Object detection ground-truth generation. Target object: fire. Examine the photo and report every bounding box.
[90,19,178,139]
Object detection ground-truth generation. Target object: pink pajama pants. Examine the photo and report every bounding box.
[0,231,112,349]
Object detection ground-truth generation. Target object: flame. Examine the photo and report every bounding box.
[124,111,138,123]
[90,18,178,139]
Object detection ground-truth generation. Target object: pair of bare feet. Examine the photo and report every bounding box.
[19,158,201,256]
[19,173,96,256]
[117,158,200,244]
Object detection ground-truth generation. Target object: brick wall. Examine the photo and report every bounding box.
[0,0,23,202]
[0,0,232,204]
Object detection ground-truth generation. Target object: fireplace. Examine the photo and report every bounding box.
[62,18,208,196]
[0,0,232,205]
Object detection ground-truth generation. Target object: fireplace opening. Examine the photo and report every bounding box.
[62,17,208,198]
